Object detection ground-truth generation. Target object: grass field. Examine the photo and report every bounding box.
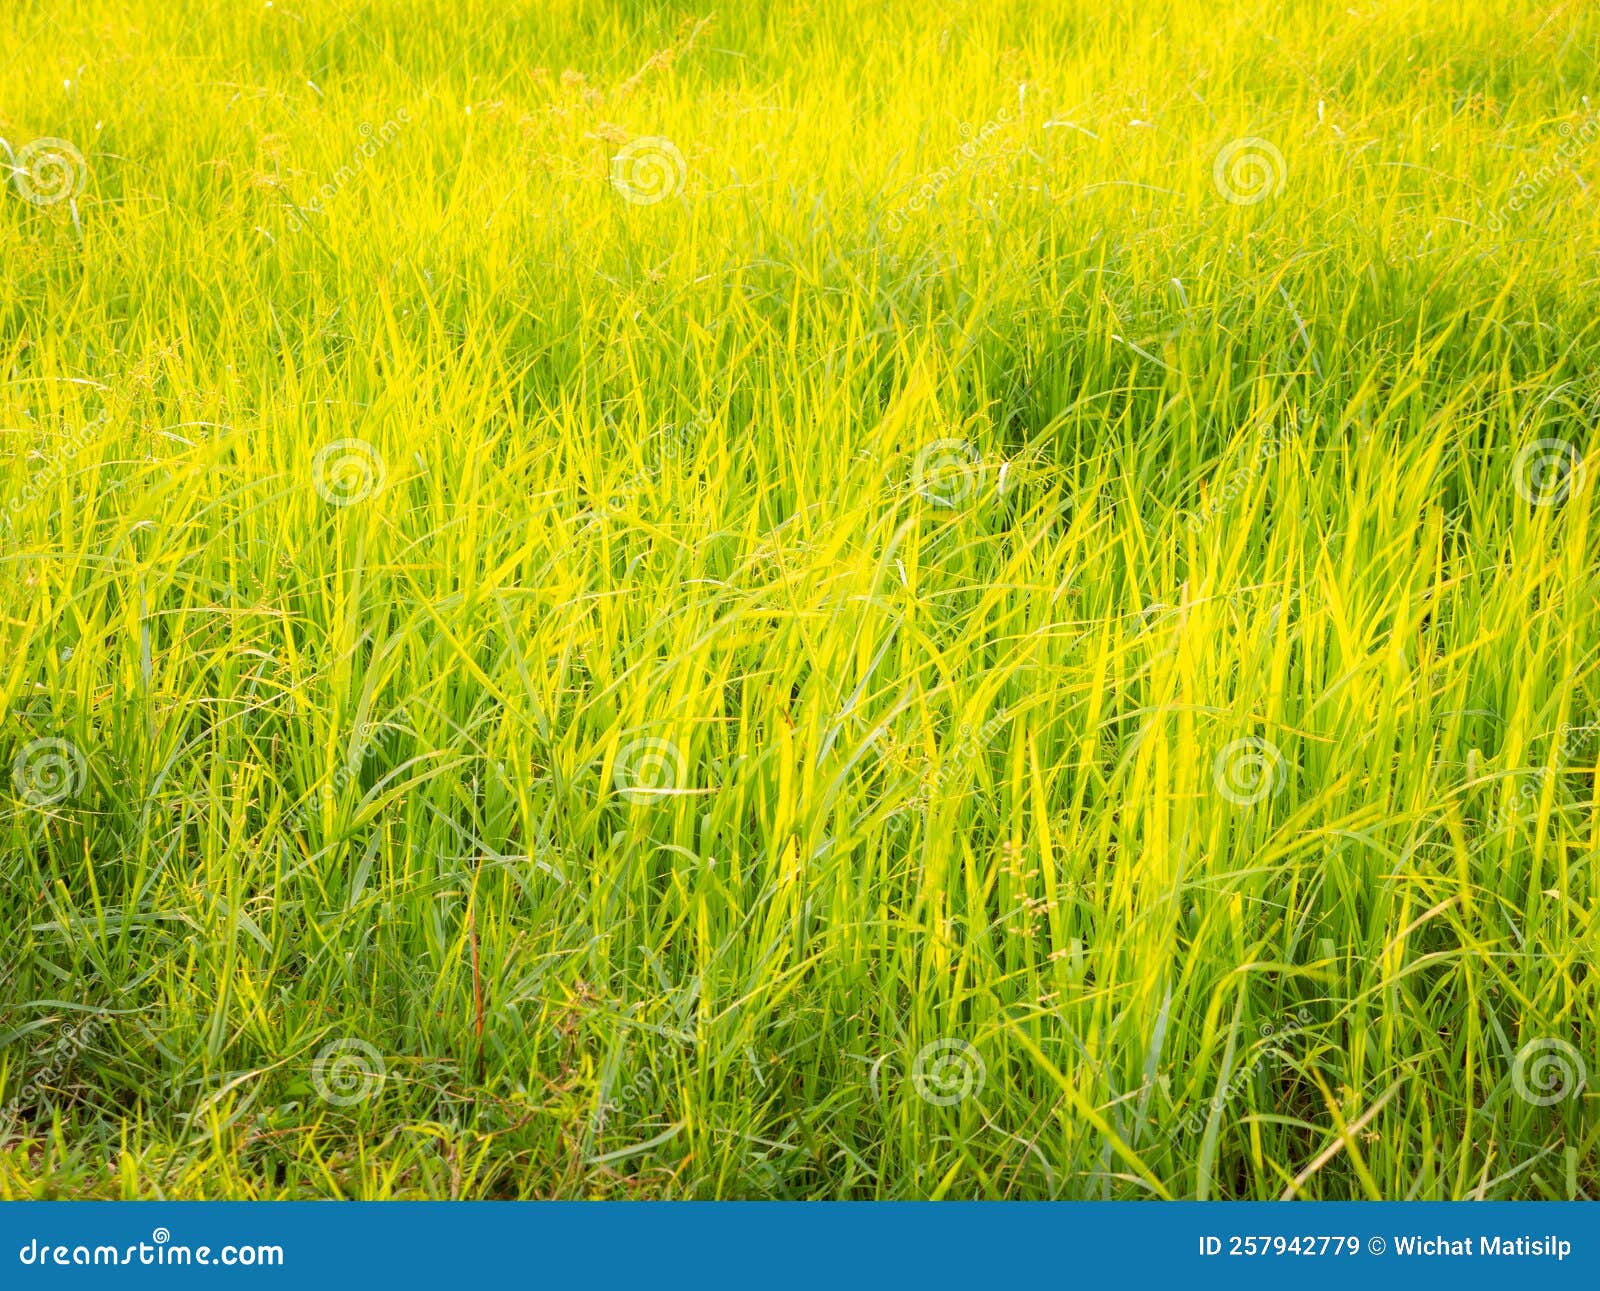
[1,0,1598,1200]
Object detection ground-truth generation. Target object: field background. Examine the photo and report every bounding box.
[2,0,1597,1199]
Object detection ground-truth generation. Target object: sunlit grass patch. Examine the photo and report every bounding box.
[1,0,1596,1199]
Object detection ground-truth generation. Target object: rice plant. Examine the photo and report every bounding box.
[1,0,1596,1199]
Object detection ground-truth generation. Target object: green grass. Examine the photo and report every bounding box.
[2,0,1598,1199]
